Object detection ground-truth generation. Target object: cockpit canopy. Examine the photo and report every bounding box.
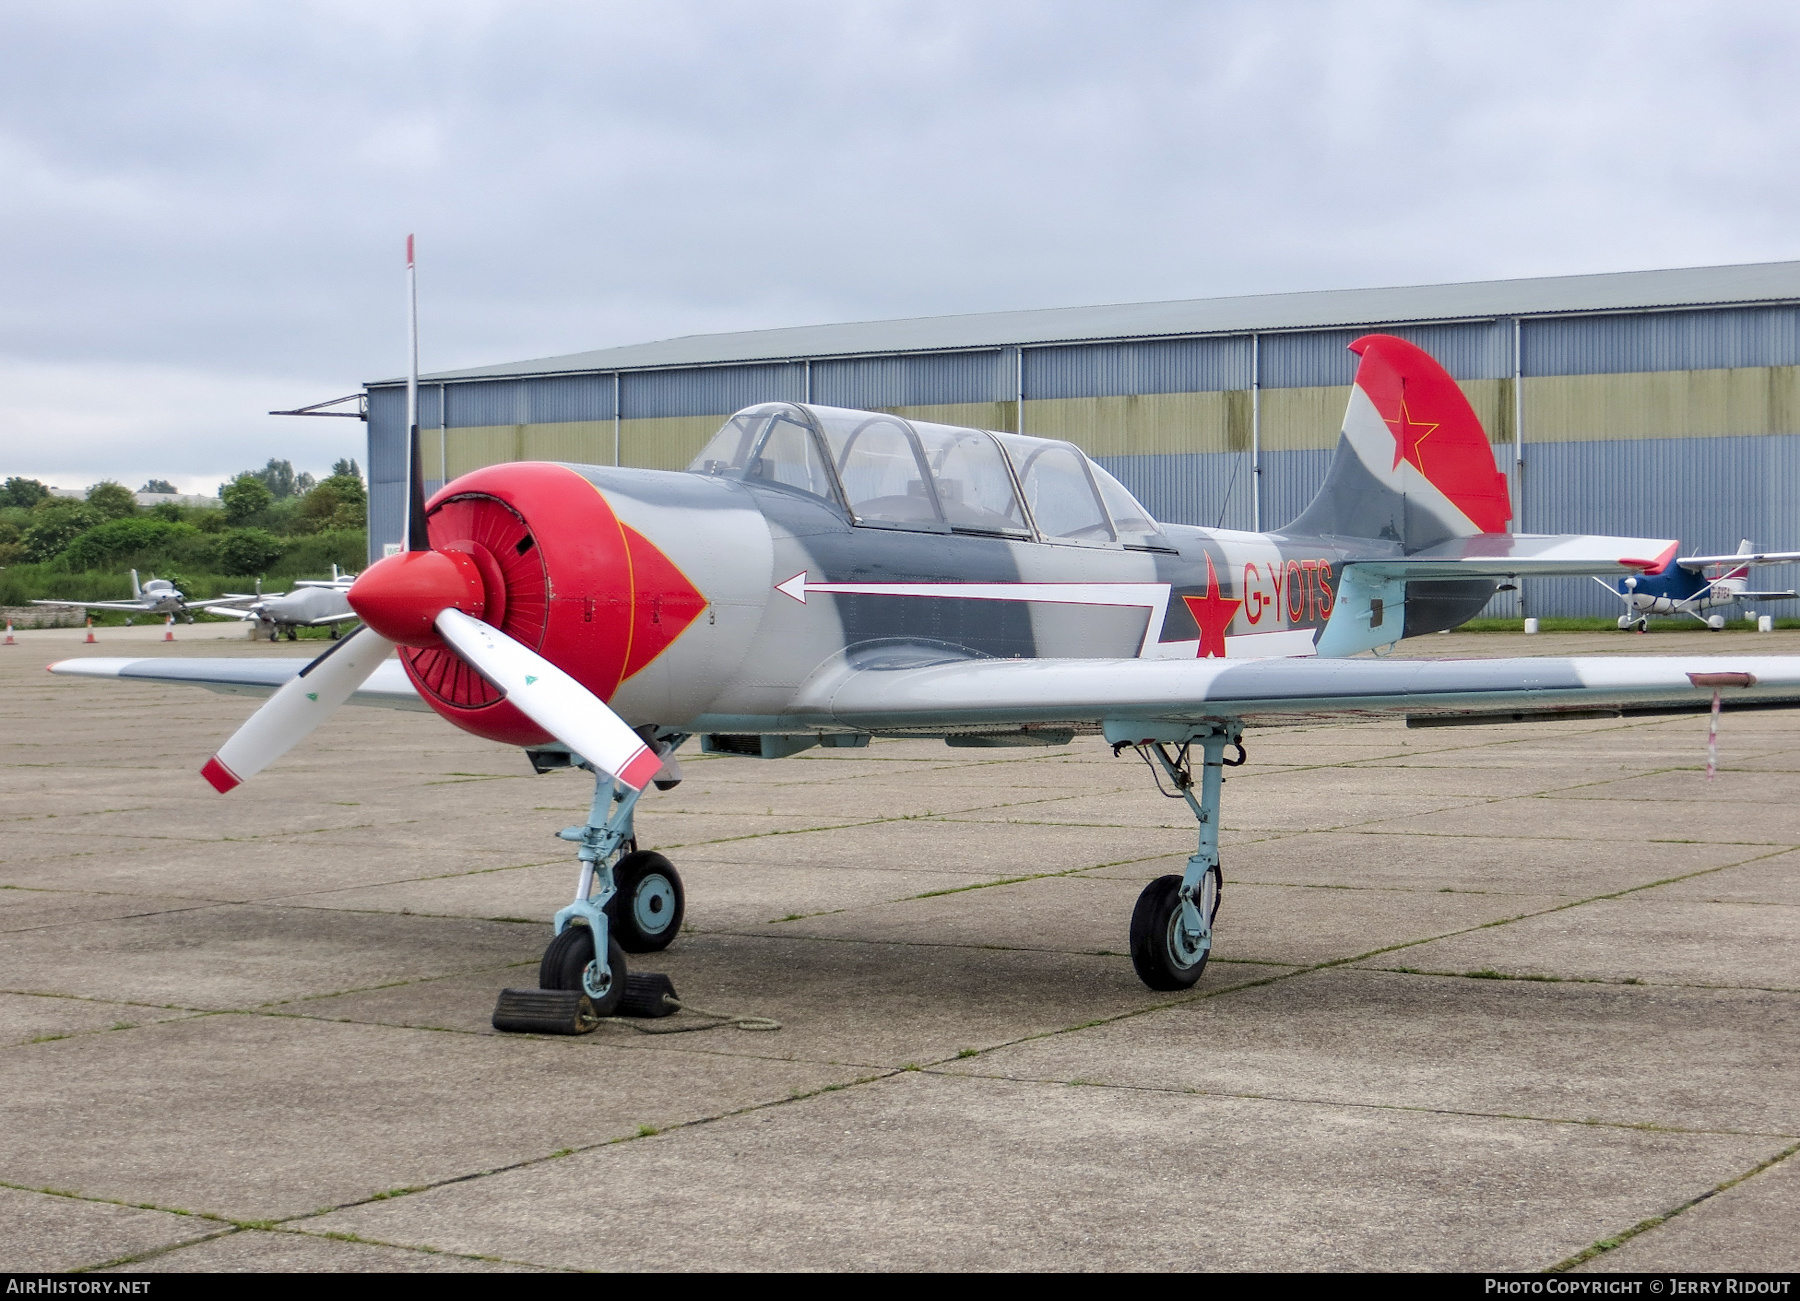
[689,403,1165,548]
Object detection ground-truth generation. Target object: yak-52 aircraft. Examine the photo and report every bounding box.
[1600,542,1800,630]
[53,334,1800,1029]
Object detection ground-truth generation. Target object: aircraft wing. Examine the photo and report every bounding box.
[48,656,429,712]
[788,654,1800,732]
[1678,550,1800,569]
[29,598,151,613]
[1344,533,1679,579]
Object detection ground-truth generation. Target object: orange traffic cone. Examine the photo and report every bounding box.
[84,617,96,645]
[163,615,175,642]
[3,621,15,646]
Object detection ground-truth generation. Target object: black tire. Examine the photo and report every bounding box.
[538,925,628,1016]
[607,851,685,953]
[1129,869,1221,991]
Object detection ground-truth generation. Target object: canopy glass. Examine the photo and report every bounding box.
[690,403,1164,547]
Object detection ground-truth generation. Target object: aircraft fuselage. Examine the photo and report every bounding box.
[403,461,1496,747]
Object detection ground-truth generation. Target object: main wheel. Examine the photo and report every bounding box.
[538,925,628,1015]
[607,851,685,952]
[1129,869,1220,991]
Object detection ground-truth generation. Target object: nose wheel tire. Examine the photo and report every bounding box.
[539,925,628,1016]
[1129,869,1220,991]
[606,851,685,953]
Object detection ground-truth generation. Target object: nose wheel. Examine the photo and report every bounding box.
[607,851,685,952]
[539,925,628,1016]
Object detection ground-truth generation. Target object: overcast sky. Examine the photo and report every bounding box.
[4,0,1799,494]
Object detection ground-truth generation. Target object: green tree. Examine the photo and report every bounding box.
[213,527,284,576]
[220,473,274,526]
[331,458,362,483]
[296,471,369,533]
[140,479,177,494]
[85,480,138,521]
[21,498,100,561]
[58,518,198,570]
[1,477,49,508]
[241,458,316,500]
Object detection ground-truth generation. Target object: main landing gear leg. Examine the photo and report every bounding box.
[1109,721,1245,991]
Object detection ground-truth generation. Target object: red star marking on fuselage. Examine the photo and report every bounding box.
[1181,553,1242,659]
[1386,398,1440,473]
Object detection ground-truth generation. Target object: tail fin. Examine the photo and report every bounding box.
[1286,334,1511,551]
[129,569,141,599]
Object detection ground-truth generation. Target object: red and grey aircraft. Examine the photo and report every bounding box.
[53,335,1800,1018]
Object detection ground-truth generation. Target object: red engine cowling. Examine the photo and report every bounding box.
[396,463,707,747]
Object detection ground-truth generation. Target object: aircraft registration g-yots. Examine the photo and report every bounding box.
[32,569,248,624]
[1600,542,1800,631]
[53,335,1800,1023]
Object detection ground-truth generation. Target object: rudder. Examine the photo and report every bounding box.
[1285,334,1511,552]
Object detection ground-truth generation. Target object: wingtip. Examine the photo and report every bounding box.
[200,756,242,794]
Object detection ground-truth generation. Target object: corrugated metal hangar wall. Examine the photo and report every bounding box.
[364,261,1800,618]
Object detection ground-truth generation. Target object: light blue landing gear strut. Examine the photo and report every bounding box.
[550,768,642,1003]
[1107,719,1245,991]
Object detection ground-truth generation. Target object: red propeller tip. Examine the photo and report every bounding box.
[617,746,665,792]
[201,756,241,793]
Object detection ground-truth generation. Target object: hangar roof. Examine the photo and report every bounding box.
[393,259,1800,385]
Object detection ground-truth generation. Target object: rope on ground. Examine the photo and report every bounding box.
[597,996,781,1034]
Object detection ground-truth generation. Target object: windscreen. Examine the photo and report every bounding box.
[689,405,838,504]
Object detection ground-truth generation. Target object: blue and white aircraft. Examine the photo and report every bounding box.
[1599,542,1800,631]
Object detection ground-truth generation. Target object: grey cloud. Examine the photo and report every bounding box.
[2,0,1799,485]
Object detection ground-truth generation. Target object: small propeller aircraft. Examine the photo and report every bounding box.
[1599,542,1800,631]
[51,315,1800,1024]
[209,566,360,640]
[32,569,248,625]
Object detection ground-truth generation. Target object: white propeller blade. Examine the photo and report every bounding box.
[202,627,397,792]
[434,606,662,790]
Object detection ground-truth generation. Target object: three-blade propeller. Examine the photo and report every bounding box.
[201,417,659,793]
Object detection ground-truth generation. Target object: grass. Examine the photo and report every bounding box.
[1459,615,1800,633]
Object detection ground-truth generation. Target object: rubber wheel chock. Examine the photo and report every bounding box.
[617,972,679,1019]
[492,987,599,1035]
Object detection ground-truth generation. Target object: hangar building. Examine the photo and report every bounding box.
[365,259,1800,618]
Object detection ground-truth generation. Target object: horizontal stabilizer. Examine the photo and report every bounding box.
[1346,533,1678,579]
[1678,550,1800,569]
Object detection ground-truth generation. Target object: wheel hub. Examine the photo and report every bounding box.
[633,873,677,935]
[582,958,615,1000]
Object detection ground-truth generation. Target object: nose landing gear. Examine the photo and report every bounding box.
[494,740,688,1035]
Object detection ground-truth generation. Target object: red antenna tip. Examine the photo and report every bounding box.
[406,233,415,266]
